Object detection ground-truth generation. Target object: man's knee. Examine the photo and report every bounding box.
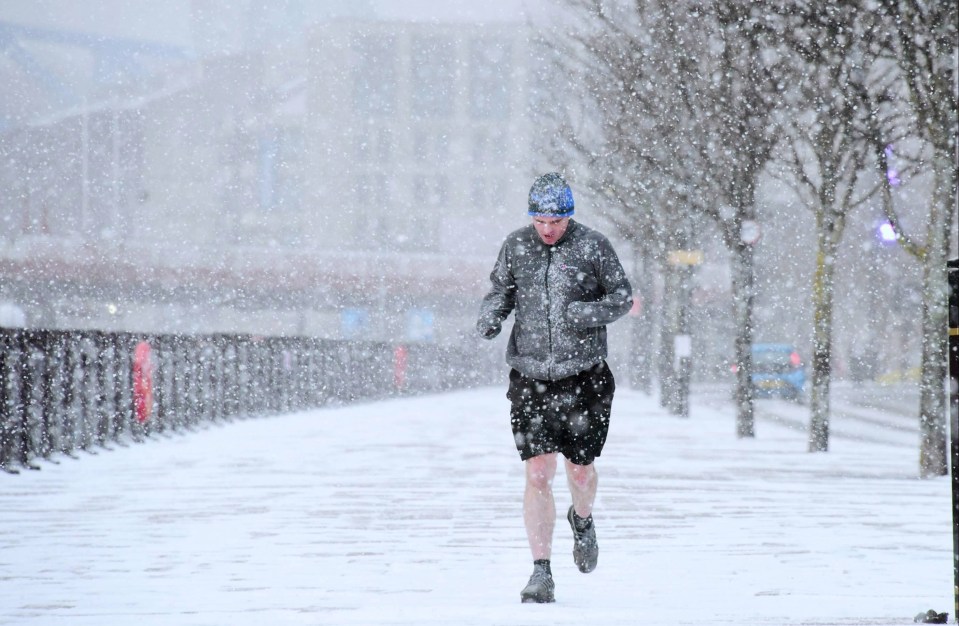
[566,460,596,490]
[526,454,557,490]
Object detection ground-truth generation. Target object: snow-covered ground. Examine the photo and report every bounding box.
[0,384,951,626]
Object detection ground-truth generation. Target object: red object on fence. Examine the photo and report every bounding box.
[132,341,154,423]
[394,344,408,391]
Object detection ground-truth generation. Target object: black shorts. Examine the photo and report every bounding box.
[507,361,616,465]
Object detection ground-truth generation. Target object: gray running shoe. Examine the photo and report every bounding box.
[567,505,598,573]
[520,564,555,603]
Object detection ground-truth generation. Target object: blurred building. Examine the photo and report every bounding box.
[306,19,530,257]
[0,6,534,347]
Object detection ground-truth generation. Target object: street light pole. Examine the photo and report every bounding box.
[666,248,702,417]
[947,257,958,622]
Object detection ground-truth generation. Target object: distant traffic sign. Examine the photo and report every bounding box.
[667,250,704,266]
[740,220,762,245]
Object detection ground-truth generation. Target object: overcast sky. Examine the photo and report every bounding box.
[0,0,540,49]
[369,0,538,22]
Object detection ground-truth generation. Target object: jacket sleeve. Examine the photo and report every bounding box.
[476,241,516,339]
[566,237,633,329]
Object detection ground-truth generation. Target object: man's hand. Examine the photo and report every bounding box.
[566,301,595,326]
[479,319,502,339]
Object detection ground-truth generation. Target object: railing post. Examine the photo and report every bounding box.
[1,328,484,475]
[80,335,99,452]
[41,332,66,459]
[20,332,44,469]
[0,330,22,473]
[61,335,80,457]
[93,332,112,448]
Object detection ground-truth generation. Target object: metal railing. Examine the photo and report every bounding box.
[0,328,491,474]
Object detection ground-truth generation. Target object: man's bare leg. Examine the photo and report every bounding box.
[520,453,558,603]
[565,458,599,573]
[524,453,558,560]
[565,458,597,519]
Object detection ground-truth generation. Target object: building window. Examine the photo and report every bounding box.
[413,128,450,163]
[406,174,447,251]
[258,133,279,211]
[353,172,391,247]
[469,38,511,120]
[377,126,393,162]
[489,176,506,208]
[354,132,372,162]
[354,125,392,163]
[273,128,303,212]
[470,176,507,213]
[411,35,455,118]
[353,35,397,116]
[471,126,507,167]
[470,177,487,213]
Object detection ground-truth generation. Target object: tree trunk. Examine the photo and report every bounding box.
[917,153,954,477]
[918,260,948,476]
[808,234,838,452]
[732,241,756,438]
[659,261,678,409]
[630,240,655,394]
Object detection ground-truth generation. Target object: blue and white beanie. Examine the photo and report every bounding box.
[528,172,574,217]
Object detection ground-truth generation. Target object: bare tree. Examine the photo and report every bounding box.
[536,0,790,436]
[766,3,884,451]
[527,1,677,396]
[863,0,958,477]
[658,1,792,436]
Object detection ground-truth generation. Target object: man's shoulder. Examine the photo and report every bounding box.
[499,224,535,248]
[505,224,534,239]
[568,220,614,247]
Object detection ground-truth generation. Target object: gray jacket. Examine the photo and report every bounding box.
[477,219,633,381]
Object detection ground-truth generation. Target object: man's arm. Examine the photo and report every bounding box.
[566,238,633,328]
[477,242,516,339]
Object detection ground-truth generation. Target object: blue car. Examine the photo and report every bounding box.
[750,343,806,401]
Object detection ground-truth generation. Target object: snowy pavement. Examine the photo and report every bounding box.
[0,384,951,626]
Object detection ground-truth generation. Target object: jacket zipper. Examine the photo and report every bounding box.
[545,246,553,379]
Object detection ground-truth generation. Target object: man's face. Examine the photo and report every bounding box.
[532,216,570,245]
